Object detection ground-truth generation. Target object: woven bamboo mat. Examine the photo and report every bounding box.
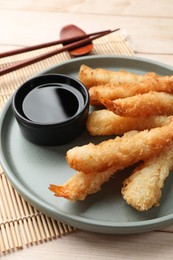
[0,31,134,255]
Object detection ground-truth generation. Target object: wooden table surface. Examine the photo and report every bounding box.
[1,0,173,259]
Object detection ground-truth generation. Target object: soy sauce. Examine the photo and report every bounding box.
[22,83,84,124]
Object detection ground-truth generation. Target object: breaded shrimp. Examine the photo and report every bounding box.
[122,144,173,211]
[49,166,118,201]
[66,118,173,173]
[89,75,173,106]
[79,64,157,89]
[86,109,170,136]
[101,92,173,117]
[50,127,173,202]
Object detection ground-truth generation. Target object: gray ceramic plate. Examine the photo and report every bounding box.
[1,55,173,234]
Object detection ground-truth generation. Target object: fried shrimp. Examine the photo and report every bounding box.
[50,123,173,201]
[101,92,173,117]
[89,75,173,106]
[121,144,173,211]
[49,166,118,201]
[86,109,170,136]
[79,64,157,89]
[49,64,173,206]
[66,119,173,174]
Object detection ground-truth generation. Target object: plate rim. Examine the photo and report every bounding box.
[1,55,173,234]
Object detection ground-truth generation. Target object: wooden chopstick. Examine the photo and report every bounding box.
[0,29,112,58]
[0,29,119,76]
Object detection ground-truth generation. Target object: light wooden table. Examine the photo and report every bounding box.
[1,1,173,259]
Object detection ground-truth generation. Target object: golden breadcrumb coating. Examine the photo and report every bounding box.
[79,64,157,89]
[49,166,118,201]
[122,144,173,211]
[66,118,173,174]
[86,109,170,136]
[89,74,173,106]
[101,92,173,117]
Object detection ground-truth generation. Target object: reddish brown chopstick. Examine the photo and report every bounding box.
[0,28,119,76]
[0,29,112,58]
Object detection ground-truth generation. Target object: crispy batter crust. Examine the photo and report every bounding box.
[122,144,173,211]
[101,92,173,117]
[49,166,117,201]
[86,109,170,136]
[89,75,173,106]
[66,119,173,173]
[79,64,157,89]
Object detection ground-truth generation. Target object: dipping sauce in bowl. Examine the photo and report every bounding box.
[12,74,89,146]
[22,83,85,124]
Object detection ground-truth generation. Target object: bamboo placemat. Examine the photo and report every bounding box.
[0,31,134,255]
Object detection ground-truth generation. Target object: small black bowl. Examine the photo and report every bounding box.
[12,74,89,146]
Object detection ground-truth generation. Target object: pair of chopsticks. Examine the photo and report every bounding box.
[0,28,119,76]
